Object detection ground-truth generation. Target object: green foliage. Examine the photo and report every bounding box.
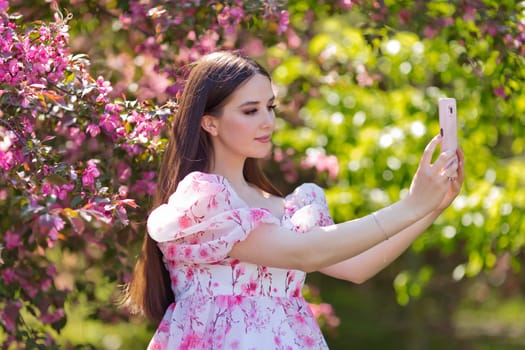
[3,0,525,348]
[264,0,525,324]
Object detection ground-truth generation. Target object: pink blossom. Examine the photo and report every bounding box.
[178,214,193,229]
[82,159,101,187]
[301,148,339,179]
[41,183,55,196]
[100,113,119,134]
[241,280,258,295]
[274,336,282,345]
[294,313,306,325]
[198,247,209,259]
[0,0,8,12]
[1,268,16,284]
[118,14,132,30]
[180,333,202,350]
[20,277,39,298]
[303,335,316,347]
[130,170,156,196]
[4,230,21,250]
[249,208,269,222]
[277,11,290,35]
[96,76,113,98]
[463,6,476,21]
[0,150,15,170]
[0,127,15,150]
[1,301,22,333]
[58,184,74,200]
[40,308,64,324]
[116,205,129,225]
[423,25,438,39]
[339,0,355,11]
[158,319,170,333]
[493,86,506,97]
[38,213,65,246]
[86,124,101,137]
[117,162,132,182]
[118,185,129,197]
[398,9,412,25]
[309,302,341,328]
[184,247,193,259]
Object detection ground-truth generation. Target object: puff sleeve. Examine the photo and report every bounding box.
[147,172,280,264]
[284,183,335,233]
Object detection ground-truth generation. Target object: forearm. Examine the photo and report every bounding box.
[319,209,442,283]
[231,135,459,272]
[230,197,426,272]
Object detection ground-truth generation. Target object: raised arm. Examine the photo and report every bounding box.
[319,147,464,283]
[229,135,461,272]
[319,210,440,283]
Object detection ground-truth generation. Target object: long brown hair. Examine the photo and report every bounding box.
[125,51,281,323]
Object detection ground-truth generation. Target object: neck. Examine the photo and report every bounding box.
[210,156,249,189]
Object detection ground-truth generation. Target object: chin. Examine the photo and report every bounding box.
[261,146,274,159]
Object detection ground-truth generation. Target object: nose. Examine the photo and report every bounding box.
[262,108,275,130]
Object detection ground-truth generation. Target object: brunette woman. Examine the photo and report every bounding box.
[126,51,464,349]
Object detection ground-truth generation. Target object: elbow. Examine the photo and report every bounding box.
[350,275,370,284]
[344,269,378,284]
[301,264,320,274]
[291,256,319,273]
[322,269,373,284]
[293,248,331,273]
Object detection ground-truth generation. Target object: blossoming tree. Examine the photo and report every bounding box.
[1,0,524,348]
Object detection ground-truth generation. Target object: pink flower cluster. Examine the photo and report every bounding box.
[0,10,71,173]
[0,6,157,347]
[111,1,290,100]
[273,147,299,183]
[0,126,22,170]
[301,148,340,180]
[217,5,245,36]
[0,1,332,347]
[82,159,101,188]
[0,10,69,87]
[309,302,341,329]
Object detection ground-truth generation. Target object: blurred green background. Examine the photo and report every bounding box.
[3,0,525,349]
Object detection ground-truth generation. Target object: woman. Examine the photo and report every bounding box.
[126,51,464,349]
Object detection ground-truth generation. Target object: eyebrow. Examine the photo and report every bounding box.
[238,96,275,108]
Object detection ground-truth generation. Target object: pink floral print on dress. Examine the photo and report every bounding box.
[146,171,334,349]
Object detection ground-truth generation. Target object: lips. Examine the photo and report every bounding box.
[255,135,272,143]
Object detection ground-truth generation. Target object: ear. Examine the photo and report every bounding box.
[201,115,219,136]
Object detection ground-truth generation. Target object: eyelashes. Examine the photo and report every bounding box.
[244,104,278,115]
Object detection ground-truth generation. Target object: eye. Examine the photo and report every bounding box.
[244,108,258,115]
[268,104,278,112]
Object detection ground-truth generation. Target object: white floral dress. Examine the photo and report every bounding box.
[146,171,334,349]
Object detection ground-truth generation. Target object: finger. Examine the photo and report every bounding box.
[447,148,465,184]
[452,148,463,171]
[434,150,458,175]
[421,134,442,165]
[443,168,458,181]
[442,159,459,177]
[455,148,465,181]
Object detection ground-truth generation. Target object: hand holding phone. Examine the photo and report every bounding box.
[438,98,458,154]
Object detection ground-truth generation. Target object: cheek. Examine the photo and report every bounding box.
[226,119,255,134]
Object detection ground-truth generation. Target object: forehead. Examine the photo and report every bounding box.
[227,74,274,104]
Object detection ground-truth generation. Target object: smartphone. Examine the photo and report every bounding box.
[438,97,458,153]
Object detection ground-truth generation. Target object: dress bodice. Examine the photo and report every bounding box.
[146,171,334,349]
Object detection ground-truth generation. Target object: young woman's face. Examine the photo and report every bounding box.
[206,73,276,162]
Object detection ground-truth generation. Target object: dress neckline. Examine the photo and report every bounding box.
[212,172,291,223]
